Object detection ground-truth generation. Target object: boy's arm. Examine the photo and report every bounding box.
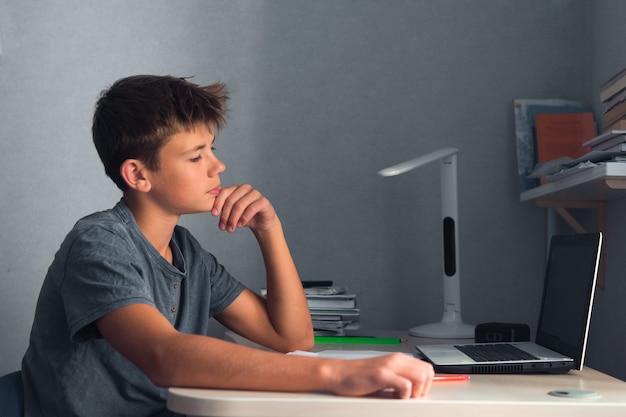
[97,183,434,397]
[96,303,433,398]
[211,184,314,352]
[215,219,313,352]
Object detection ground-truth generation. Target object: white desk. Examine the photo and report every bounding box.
[167,331,626,416]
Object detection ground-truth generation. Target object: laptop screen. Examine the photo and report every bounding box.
[535,233,602,369]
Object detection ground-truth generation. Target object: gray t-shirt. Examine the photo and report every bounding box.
[22,199,245,417]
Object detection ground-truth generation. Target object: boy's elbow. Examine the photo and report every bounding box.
[302,330,315,351]
[291,335,315,352]
[301,337,315,352]
[134,343,179,387]
[101,336,177,387]
[280,329,315,353]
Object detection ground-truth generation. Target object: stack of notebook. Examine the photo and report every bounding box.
[262,282,361,335]
[304,284,360,336]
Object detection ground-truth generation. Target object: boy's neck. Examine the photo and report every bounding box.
[123,194,179,262]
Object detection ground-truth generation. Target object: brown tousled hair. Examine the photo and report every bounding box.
[92,75,228,190]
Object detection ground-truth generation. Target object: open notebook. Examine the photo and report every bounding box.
[416,232,602,374]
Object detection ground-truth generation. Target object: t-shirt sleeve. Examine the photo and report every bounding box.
[61,225,155,342]
[205,252,245,316]
[173,226,245,319]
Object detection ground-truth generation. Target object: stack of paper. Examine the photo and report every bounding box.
[262,284,360,335]
[305,285,360,336]
[583,130,626,152]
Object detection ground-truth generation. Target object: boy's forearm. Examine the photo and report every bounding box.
[160,334,433,399]
[161,333,331,392]
[252,217,314,346]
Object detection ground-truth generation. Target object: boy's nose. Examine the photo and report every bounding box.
[210,159,226,176]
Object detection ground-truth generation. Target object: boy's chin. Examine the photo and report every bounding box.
[179,204,215,216]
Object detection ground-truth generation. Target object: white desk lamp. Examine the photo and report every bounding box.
[378,147,474,338]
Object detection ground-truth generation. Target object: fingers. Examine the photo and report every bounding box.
[388,374,431,399]
[384,354,434,399]
[410,367,434,398]
[212,184,274,232]
[213,184,258,231]
[333,353,434,399]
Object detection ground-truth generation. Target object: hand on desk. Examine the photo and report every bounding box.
[329,352,434,399]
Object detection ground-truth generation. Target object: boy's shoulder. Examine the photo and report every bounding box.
[66,200,137,244]
[73,201,125,228]
[67,200,206,256]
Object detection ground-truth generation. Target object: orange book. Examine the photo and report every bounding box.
[535,112,596,185]
[535,112,596,163]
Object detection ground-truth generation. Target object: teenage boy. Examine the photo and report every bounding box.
[22,75,434,417]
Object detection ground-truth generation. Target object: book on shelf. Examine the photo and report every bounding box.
[583,130,626,151]
[600,67,626,103]
[599,68,626,131]
[535,112,596,161]
[534,112,596,183]
[602,143,626,152]
[513,98,586,192]
[528,128,626,184]
[603,88,626,112]
[529,149,626,183]
[603,99,626,128]
[604,118,626,132]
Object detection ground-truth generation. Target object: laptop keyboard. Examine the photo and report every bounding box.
[455,344,540,362]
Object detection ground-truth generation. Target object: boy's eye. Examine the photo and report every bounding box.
[190,155,202,162]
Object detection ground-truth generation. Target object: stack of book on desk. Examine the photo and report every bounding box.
[304,285,360,336]
[260,283,360,336]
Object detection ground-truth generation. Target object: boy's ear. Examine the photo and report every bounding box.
[120,159,151,192]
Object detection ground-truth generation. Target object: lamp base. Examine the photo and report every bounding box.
[409,320,475,339]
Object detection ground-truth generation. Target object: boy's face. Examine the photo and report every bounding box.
[145,124,225,215]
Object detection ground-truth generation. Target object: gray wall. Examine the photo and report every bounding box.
[586,0,626,383]
[1,0,622,381]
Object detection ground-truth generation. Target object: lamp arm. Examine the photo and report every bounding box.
[378,147,458,177]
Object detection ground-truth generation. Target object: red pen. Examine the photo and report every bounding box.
[433,374,470,381]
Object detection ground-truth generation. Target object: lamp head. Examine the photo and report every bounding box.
[378,147,459,177]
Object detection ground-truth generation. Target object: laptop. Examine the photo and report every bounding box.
[416,232,602,374]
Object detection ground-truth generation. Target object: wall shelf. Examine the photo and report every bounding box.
[520,162,626,202]
[519,162,626,289]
